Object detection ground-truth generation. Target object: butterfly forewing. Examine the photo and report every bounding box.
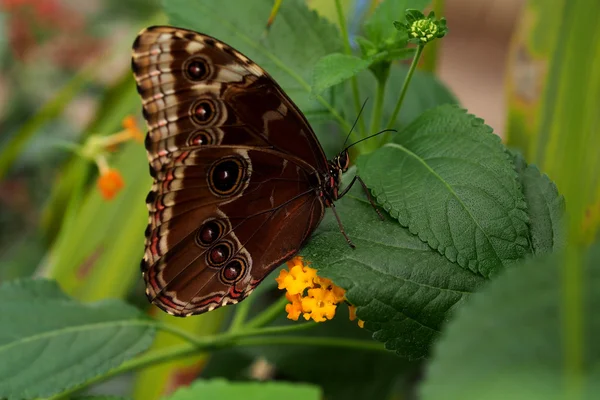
[132,26,328,171]
[132,26,327,316]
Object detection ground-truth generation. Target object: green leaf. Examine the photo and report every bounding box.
[164,0,341,115]
[405,9,426,24]
[420,243,600,399]
[372,48,415,64]
[165,380,320,400]
[513,154,566,254]
[312,53,371,94]
[301,179,486,359]
[0,279,154,400]
[364,0,431,45]
[358,105,530,277]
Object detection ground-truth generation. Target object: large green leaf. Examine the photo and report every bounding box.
[300,177,485,359]
[420,243,600,399]
[358,106,530,277]
[0,279,154,400]
[165,0,342,118]
[165,380,320,400]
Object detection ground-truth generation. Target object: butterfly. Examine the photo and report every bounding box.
[132,26,382,317]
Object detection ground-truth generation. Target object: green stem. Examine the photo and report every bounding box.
[242,322,317,337]
[236,336,388,353]
[228,297,254,332]
[48,329,381,399]
[244,294,290,329]
[335,0,365,140]
[369,68,390,135]
[385,44,424,131]
[155,322,213,347]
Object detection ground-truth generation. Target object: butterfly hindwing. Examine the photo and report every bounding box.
[142,146,324,316]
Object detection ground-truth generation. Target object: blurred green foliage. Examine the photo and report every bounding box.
[0,0,597,399]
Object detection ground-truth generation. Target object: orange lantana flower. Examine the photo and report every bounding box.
[276,256,364,327]
[121,115,144,143]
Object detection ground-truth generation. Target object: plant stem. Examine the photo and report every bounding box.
[242,322,317,337]
[228,296,254,332]
[244,294,290,329]
[48,329,383,399]
[155,322,214,347]
[335,0,365,141]
[385,44,424,131]
[235,336,388,353]
[369,68,389,135]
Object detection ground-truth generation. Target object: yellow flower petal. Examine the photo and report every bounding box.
[277,256,348,323]
[275,269,289,290]
[284,293,303,321]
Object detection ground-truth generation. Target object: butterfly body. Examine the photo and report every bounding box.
[132,26,362,317]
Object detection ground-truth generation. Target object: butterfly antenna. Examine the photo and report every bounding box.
[343,98,369,148]
[344,129,397,151]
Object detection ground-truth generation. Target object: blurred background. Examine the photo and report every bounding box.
[1,0,598,398]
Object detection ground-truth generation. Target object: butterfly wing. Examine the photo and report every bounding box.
[132,26,327,316]
[132,25,328,171]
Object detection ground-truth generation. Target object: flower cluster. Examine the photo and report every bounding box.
[78,116,144,200]
[276,257,363,327]
[394,10,448,45]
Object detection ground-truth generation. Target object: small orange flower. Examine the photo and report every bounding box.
[284,292,303,320]
[276,256,363,326]
[97,167,124,200]
[348,305,365,328]
[121,115,144,143]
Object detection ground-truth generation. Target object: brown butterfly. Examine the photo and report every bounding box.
[132,26,382,317]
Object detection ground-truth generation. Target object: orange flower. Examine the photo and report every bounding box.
[276,256,363,327]
[348,305,365,328]
[97,165,124,200]
[121,115,144,143]
[284,292,303,321]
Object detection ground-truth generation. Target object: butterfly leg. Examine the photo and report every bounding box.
[330,203,356,249]
[338,176,384,221]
